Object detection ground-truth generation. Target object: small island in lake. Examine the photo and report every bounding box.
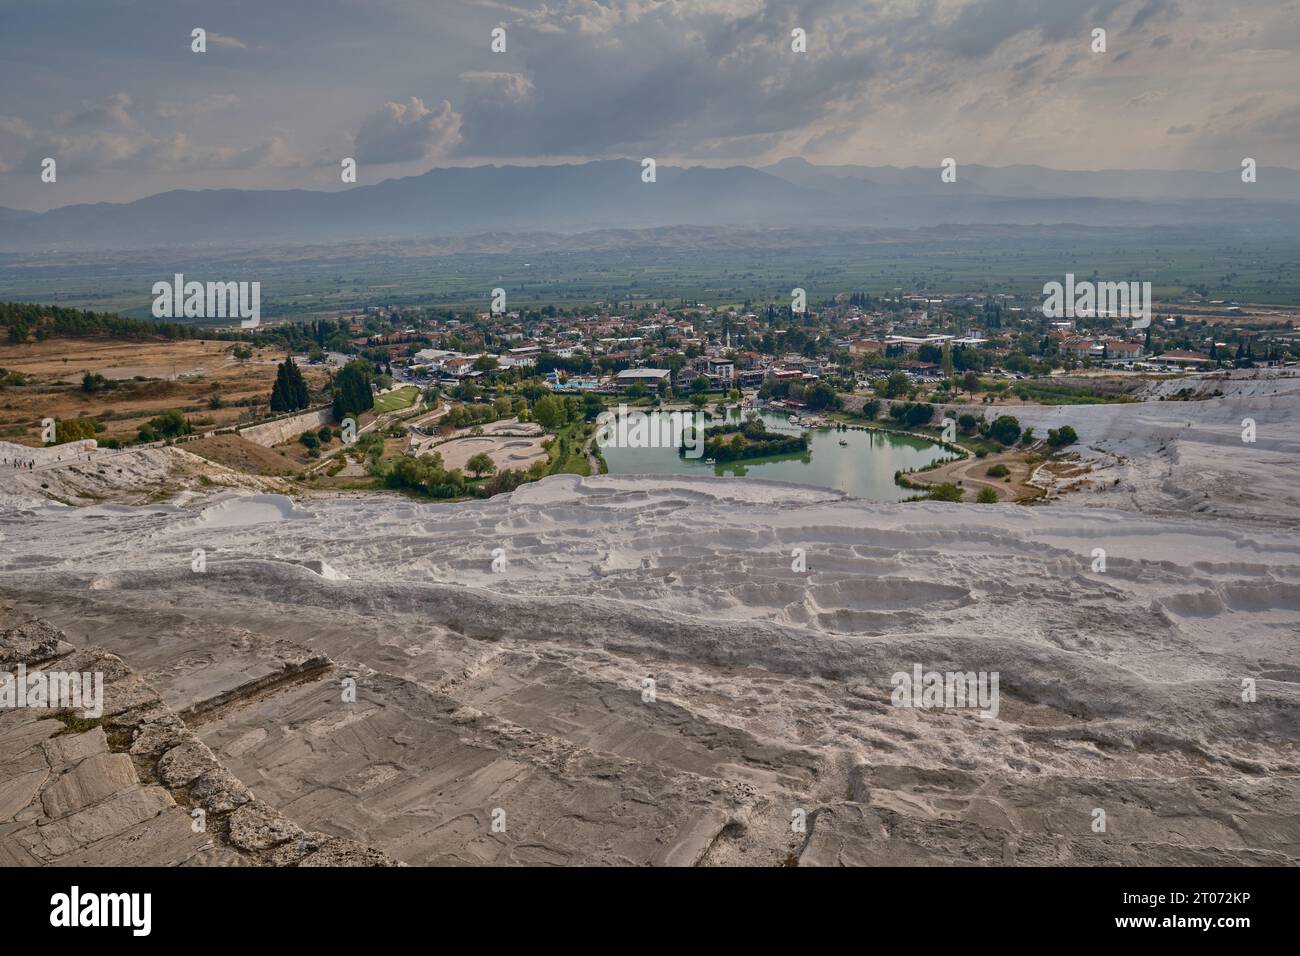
[687,416,810,462]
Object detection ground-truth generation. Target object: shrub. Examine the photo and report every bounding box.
[81,372,112,393]
[926,483,964,502]
[976,488,998,503]
[986,463,1010,478]
[51,418,99,444]
[988,415,1022,445]
[888,401,935,429]
[138,409,191,442]
[1047,425,1078,448]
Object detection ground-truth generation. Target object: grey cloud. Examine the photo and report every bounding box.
[1252,103,1300,140]
[354,97,462,164]
[938,0,1127,59]
[446,0,882,158]
[207,32,248,50]
[1130,0,1178,28]
[459,72,535,106]
[2,0,1298,204]
[138,134,297,171]
[0,116,36,174]
[60,93,137,130]
[156,94,240,119]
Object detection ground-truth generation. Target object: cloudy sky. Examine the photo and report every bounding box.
[2,0,1297,210]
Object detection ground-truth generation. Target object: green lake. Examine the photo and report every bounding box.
[598,410,953,502]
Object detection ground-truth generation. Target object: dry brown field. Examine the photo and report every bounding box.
[0,338,329,445]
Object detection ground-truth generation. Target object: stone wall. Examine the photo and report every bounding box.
[238,408,333,448]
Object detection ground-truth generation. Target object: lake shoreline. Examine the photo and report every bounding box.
[600,409,955,502]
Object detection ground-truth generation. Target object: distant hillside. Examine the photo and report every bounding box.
[4,158,1300,251]
[0,301,223,341]
[763,157,1300,202]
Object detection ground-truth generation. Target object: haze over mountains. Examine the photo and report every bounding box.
[6,159,1300,251]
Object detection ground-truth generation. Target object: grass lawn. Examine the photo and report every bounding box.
[547,422,593,476]
[373,386,419,413]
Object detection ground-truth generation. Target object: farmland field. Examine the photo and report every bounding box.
[4,226,1300,321]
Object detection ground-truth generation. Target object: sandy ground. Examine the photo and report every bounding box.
[0,337,241,381]
[185,434,305,476]
[434,435,549,473]
[0,368,1296,866]
[408,417,549,474]
[0,337,328,444]
[910,450,1036,502]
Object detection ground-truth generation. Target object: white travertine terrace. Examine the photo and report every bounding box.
[2,462,1298,865]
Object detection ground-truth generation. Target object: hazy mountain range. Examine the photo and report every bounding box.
[5,159,1300,251]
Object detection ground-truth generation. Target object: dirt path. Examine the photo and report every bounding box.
[910,449,1036,502]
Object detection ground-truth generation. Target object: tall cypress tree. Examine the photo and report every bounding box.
[270,356,310,411]
[269,361,291,412]
[332,361,374,421]
[287,356,309,408]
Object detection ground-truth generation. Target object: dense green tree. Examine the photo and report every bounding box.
[270,355,310,412]
[467,452,496,478]
[581,392,606,421]
[290,357,309,407]
[51,418,99,443]
[532,394,565,429]
[806,381,840,411]
[1046,425,1078,448]
[332,360,374,421]
[270,362,293,412]
[988,415,1022,446]
[137,409,191,442]
[883,371,910,398]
